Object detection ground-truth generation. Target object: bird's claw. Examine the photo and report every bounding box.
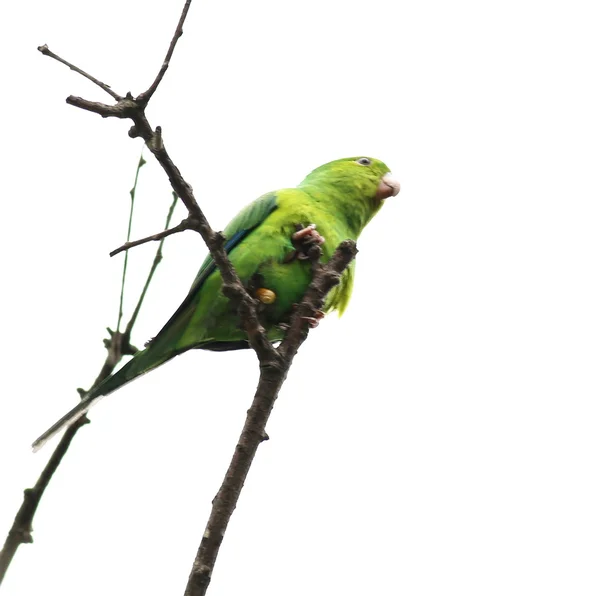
[301,316,321,328]
[285,223,325,262]
[299,308,325,329]
[292,223,325,246]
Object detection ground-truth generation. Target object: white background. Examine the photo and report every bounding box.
[1,0,599,594]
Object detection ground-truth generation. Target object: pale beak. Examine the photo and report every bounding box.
[376,172,401,200]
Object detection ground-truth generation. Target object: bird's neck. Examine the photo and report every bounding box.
[299,181,380,239]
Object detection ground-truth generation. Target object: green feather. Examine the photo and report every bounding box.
[32,157,394,450]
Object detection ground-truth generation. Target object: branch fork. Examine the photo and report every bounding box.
[1,2,359,594]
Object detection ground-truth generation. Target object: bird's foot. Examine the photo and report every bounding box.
[279,306,325,331]
[291,303,325,328]
[301,310,325,328]
[284,223,325,262]
[292,223,325,246]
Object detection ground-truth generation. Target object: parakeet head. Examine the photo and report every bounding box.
[299,156,400,235]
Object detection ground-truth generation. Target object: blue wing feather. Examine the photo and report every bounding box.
[187,192,278,295]
[154,192,279,338]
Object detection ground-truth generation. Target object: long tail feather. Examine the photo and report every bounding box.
[31,393,105,452]
[31,344,183,451]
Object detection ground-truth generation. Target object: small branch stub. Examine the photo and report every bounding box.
[37,45,122,101]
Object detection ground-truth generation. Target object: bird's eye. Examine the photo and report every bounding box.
[356,157,371,166]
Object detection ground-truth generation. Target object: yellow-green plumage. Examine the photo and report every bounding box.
[32,156,397,450]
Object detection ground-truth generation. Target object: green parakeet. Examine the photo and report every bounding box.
[33,156,400,450]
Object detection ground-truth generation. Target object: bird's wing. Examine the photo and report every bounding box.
[31,193,279,451]
[159,191,279,334]
[188,191,279,292]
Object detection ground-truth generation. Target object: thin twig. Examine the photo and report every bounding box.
[66,95,135,119]
[117,152,146,331]
[110,215,190,257]
[37,44,122,101]
[38,0,278,394]
[50,52,278,364]
[0,172,176,586]
[0,333,122,585]
[0,416,89,584]
[137,0,193,106]
[124,192,179,341]
[184,241,358,596]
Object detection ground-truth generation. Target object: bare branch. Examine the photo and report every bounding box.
[37,44,122,101]
[184,240,357,596]
[31,3,358,595]
[43,44,276,364]
[278,240,358,360]
[0,416,89,584]
[124,192,179,341]
[110,217,190,257]
[0,181,176,586]
[137,0,193,106]
[117,153,146,332]
[65,95,134,118]
[0,330,126,583]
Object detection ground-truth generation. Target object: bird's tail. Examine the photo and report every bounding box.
[31,344,181,451]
